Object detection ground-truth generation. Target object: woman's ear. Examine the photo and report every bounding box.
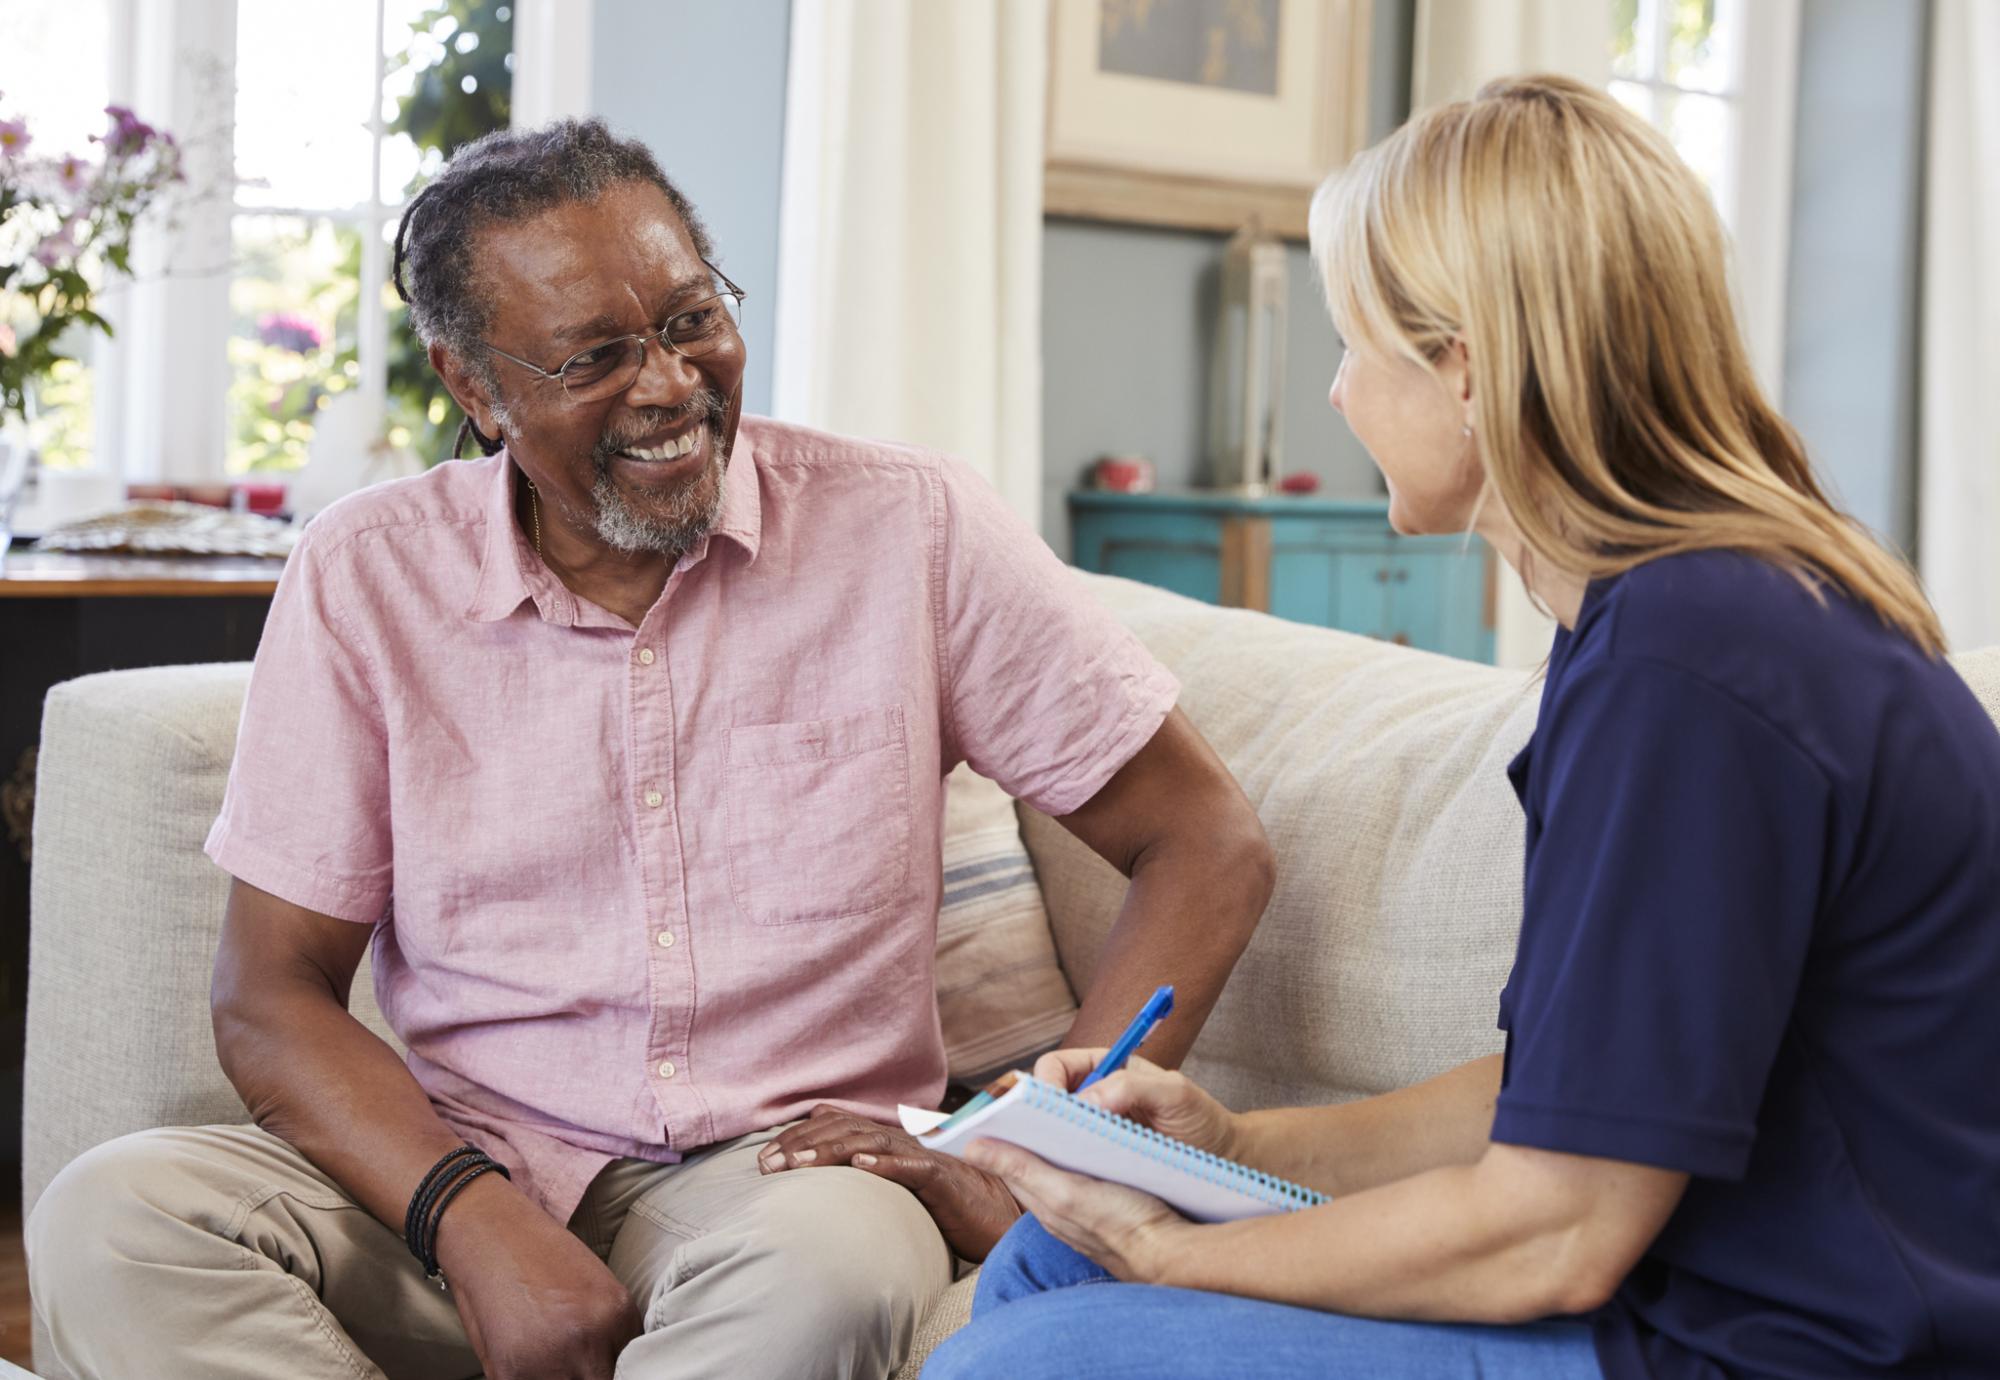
[1448,337,1474,408]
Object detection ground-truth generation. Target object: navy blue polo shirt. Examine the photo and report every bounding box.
[1492,550,2000,1379]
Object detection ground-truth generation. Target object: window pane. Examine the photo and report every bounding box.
[1609,79,1656,127]
[227,217,361,473]
[0,1,113,152]
[234,1,378,210]
[1658,91,1732,219]
[1610,0,1642,80]
[1,0,112,468]
[1666,0,1729,92]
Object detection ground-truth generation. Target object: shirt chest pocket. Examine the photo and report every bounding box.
[725,706,914,924]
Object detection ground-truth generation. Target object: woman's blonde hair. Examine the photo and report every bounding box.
[1310,73,1945,654]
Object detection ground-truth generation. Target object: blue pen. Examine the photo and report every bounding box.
[1076,984,1175,1091]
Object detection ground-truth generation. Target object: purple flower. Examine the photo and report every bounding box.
[257,312,325,354]
[0,117,30,160]
[31,223,80,269]
[56,153,92,195]
[101,104,157,156]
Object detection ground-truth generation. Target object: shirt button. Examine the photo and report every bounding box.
[644,788,664,808]
[637,648,656,665]
[657,1061,677,1080]
[656,930,675,948]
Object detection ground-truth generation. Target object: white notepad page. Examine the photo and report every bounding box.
[899,1074,1326,1223]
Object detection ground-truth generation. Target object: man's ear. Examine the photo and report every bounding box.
[430,341,501,443]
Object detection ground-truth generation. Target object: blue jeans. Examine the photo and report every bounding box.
[922,1215,1604,1379]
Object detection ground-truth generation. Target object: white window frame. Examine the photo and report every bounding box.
[94,0,549,484]
[1612,0,1801,399]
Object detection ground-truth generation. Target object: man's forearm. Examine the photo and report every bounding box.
[1060,822,1272,1067]
[215,982,486,1233]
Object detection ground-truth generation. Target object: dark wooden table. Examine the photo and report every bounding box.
[0,549,285,1183]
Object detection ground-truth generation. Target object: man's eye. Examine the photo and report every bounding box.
[569,344,619,371]
[673,307,717,334]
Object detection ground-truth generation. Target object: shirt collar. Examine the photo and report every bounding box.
[463,431,763,625]
[705,423,764,565]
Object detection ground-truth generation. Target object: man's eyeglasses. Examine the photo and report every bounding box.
[483,264,746,403]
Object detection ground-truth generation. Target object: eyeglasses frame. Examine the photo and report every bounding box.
[481,260,747,400]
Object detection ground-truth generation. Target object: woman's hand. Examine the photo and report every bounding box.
[1033,1049,1243,1160]
[965,1138,1200,1283]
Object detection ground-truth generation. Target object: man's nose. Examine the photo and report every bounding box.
[623,335,700,410]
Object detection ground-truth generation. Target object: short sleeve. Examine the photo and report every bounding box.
[935,458,1179,816]
[203,525,393,922]
[1490,656,1830,1180]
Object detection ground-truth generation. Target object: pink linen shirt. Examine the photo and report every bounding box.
[205,416,1178,1224]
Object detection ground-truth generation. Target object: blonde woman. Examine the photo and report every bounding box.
[924,75,2000,1380]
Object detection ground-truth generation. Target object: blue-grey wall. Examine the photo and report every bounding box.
[1040,0,1415,553]
[592,0,791,416]
[1781,0,1930,549]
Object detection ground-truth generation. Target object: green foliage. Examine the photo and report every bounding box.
[386,0,513,464]
[387,0,514,183]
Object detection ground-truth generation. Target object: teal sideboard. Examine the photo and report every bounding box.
[1070,491,1495,663]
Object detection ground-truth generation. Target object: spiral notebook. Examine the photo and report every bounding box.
[898,1073,1328,1223]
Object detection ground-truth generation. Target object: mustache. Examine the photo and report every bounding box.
[593,390,731,463]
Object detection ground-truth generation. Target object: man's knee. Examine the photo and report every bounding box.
[656,1166,949,1337]
[27,1129,208,1307]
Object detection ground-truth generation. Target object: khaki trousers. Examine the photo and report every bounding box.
[26,1122,951,1380]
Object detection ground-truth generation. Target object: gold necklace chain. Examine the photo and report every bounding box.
[527,482,543,558]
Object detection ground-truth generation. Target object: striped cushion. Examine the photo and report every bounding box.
[934,765,1077,1079]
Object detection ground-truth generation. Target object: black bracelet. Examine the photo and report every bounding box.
[404,1147,482,1262]
[420,1159,507,1280]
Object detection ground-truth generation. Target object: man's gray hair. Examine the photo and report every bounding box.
[391,118,714,398]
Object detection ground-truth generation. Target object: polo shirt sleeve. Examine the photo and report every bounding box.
[1490,655,1831,1180]
[934,456,1179,817]
[203,523,394,923]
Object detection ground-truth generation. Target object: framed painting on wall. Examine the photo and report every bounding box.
[1046,0,1373,239]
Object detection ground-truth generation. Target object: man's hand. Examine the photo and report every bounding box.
[758,1106,1022,1260]
[433,1174,641,1380]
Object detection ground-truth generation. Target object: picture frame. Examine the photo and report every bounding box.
[1045,0,1373,239]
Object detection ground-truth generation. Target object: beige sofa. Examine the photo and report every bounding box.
[24,571,2000,1380]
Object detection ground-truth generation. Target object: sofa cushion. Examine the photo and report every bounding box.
[1956,646,2000,721]
[23,665,404,1226]
[936,765,1075,1080]
[1021,572,1543,1112]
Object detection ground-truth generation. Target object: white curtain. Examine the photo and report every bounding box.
[1410,0,1610,668]
[1919,0,2000,653]
[772,0,1048,529]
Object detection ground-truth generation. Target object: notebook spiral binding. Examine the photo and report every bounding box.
[1023,1079,1329,1210]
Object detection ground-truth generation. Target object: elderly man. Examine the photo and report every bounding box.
[26,120,1272,1380]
